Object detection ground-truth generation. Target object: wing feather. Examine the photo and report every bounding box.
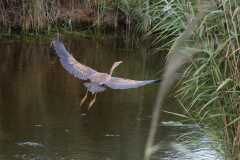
[53,38,98,80]
[104,77,161,89]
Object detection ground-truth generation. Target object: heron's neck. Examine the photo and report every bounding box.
[109,66,115,76]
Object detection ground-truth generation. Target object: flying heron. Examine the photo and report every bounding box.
[52,38,162,109]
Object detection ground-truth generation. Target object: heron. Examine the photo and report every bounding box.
[52,38,162,109]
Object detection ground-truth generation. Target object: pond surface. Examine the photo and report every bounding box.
[0,35,218,159]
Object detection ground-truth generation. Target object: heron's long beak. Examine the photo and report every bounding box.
[117,61,122,66]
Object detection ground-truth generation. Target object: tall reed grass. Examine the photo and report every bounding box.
[0,0,159,34]
[145,0,240,159]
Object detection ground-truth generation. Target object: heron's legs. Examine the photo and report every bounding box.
[79,89,88,107]
[88,93,97,110]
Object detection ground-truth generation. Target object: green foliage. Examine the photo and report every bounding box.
[145,0,240,159]
[144,3,209,159]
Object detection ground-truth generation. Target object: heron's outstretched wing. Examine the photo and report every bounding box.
[104,77,162,89]
[53,38,98,80]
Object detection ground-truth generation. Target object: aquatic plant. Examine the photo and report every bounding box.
[144,0,240,159]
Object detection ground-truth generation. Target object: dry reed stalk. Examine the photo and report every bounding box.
[144,8,208,160]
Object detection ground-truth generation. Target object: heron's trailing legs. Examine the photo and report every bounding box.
[88,93,97,110]
[79,89,88,107]
[78,89,97,110]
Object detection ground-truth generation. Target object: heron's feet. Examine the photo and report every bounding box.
[79,89,88,107]
[88,99,95,110]
[88,93,97,110]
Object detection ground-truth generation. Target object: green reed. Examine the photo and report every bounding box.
[145,0,240,159]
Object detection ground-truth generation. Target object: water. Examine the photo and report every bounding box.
[0,35,218,159]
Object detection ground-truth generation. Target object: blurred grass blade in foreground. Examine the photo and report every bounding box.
[144,7,210,159]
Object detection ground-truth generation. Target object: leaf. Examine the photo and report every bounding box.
[233,7,240,18]
[224,116,240,129]
[212,79,234,94]
[162,110,190,119]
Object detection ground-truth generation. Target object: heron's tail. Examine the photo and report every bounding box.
[153,78,162,83]
[84,83,106,93]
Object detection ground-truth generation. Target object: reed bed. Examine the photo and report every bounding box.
[0,0,159,34]
[145,0,240,159]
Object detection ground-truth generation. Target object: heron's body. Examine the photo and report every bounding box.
[91,73,110,85]
[52,38,162,109]
[85,72,110,93]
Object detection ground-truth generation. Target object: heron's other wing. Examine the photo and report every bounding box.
[104,77,162,89]
[53,38,98,80]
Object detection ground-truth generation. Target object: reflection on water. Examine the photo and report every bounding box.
[0,36,217,159]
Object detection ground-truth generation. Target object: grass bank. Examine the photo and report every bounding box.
[0,0,160,34]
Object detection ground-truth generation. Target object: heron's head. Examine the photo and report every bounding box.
[114,61,122,67]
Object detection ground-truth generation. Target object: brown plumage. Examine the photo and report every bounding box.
[52,38,162,109]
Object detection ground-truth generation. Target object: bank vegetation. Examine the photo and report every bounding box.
[145,0,240,159]
[1,0,158,34]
